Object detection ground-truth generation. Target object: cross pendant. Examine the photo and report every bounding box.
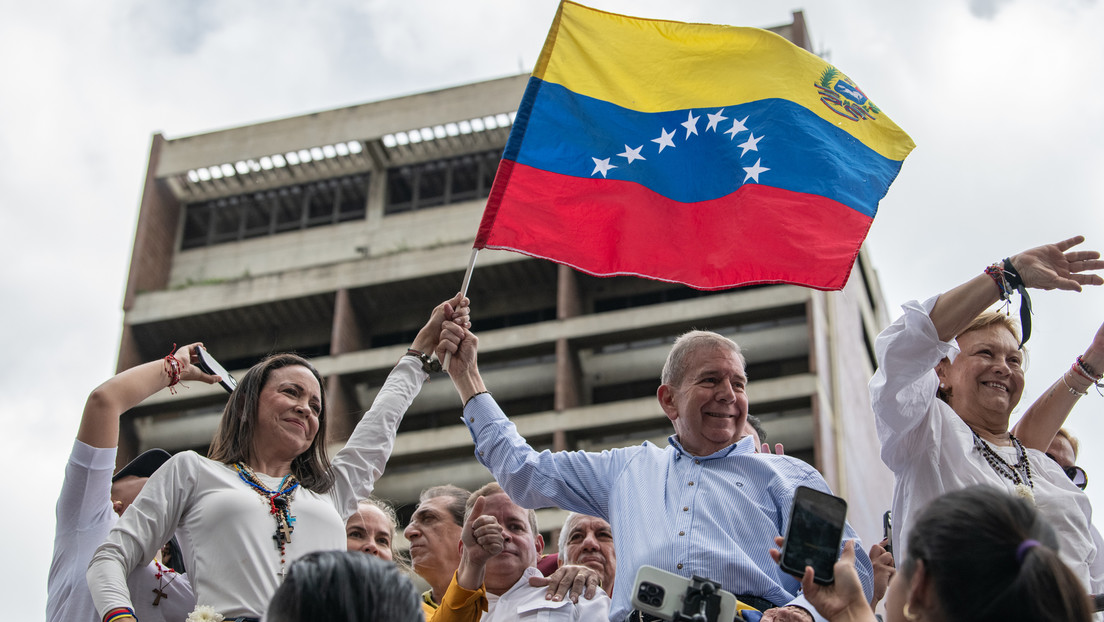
[152,587,167,606]
[278,564,288,580]
[279,521,294,544]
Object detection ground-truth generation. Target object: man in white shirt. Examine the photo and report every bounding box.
[466,483,610,621]
[557,513,616,595]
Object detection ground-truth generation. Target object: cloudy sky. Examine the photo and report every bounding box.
[3,0,1103,617]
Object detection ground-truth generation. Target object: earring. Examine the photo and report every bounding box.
[939,383,945,389]
[903,603,920,621]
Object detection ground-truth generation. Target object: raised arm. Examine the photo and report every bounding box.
[436,314,485,405]
[330,293,470,516]
[77,342,220,448]
[1014,320,1104,450]
[929,236,1103,342]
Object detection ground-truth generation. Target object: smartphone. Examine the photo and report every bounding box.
[195,345,238,393]
[883,510,893,554]
[779,486,848,585]
[631,565,737,622]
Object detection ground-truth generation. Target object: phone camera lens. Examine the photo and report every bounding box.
[637,582,664,607]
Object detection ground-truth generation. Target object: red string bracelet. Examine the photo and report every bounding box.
[164,343,182,395]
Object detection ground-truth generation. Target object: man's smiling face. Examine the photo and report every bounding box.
[659,345,748,457]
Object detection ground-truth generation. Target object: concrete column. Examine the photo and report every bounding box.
[331,288,366,355]
[325,375,361,444]
[327,288,367,442]
[554,266,584,452]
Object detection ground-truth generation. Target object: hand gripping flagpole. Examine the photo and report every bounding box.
[442,248,479,373]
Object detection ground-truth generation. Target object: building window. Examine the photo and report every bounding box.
[384,150,499,214]
[181,173,369,249]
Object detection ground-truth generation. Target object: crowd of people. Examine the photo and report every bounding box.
[48,238,1104,622]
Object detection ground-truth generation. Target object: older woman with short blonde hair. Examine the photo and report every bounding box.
[871,236,1104,597]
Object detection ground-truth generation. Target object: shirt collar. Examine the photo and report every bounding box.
[667,434,755,459]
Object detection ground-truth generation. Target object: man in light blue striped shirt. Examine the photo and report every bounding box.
[438,326,874,622]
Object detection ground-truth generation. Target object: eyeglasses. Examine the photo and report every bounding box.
[1046,453,1088,490]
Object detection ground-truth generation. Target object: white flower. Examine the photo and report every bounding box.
[186,605,224,622]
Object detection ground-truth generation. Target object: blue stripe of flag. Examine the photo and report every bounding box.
[503,77,903,218]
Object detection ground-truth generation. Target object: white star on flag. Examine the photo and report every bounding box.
[738,133,763,157]
[591,157,617,178]
[681,111,700,138]
[705,108,728,132]
[618,145,646,164]
[725,116,749,140]
[742,158,770,183]
[652,128,676,153]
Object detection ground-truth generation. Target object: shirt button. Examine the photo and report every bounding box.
[478,451,484,457]
[679,531,685,536]
[683,507,689,512]
[469,417,475,422]
[735,482,744,488]
[688,481,694,486]
[677,563,683,570]
[694,459,700,465]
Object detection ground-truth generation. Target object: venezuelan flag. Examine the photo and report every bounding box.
[475,1,915,291]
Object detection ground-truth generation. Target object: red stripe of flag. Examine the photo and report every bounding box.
[476,160,872,291]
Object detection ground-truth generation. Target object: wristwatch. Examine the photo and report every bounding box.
[405,349,442,373]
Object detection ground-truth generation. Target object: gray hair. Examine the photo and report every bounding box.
[661,330,745,387]
[558,512,586,554]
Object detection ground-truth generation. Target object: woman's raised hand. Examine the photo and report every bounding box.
[1010,236,1104,292]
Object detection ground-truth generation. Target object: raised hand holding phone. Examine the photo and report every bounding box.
[777,486,848,585]
[195,345,237,393]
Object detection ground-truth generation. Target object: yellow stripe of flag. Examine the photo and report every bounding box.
[534,1,914,161]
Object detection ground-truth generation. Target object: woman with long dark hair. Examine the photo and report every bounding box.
[88,294,468,622]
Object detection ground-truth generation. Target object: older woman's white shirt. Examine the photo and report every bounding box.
[870,297,1101,593]
[88,357,427,619]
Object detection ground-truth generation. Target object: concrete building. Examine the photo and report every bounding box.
[115,10,894,544]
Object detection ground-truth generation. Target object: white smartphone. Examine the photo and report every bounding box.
[195,345,238,393]
[631,565,737,622]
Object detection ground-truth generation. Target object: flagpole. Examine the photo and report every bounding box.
[442,248,479,372]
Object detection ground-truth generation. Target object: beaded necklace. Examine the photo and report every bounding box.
[234,462,299,578]
[972,430,1035,504]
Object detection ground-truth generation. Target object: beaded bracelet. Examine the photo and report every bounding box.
[164,343,182,395]
[1071,358,1104,396]
[1076,355,1102,380]
[984,264,1013,301]
[104,607,136,622]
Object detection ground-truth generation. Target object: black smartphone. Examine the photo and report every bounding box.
[195,345,238,394]
[779,486,848,585]
[883,510,893,554]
